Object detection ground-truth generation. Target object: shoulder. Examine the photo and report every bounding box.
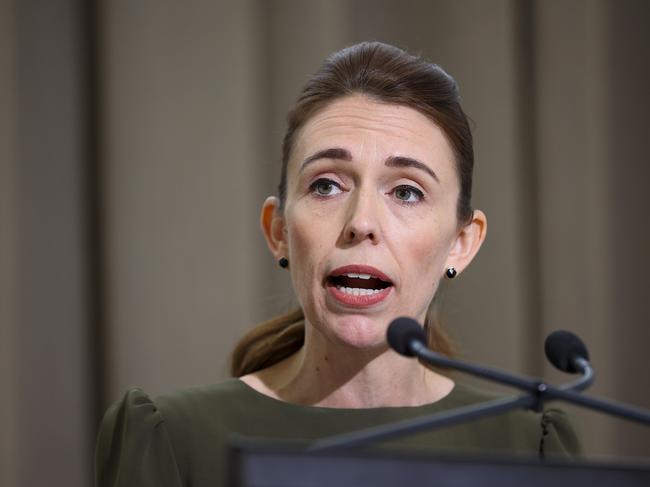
[99,379,248,432]
[149,379,253,433]
[446,382,582,458]
[448,382,544,433]
[154,378,250,414]
[96,379,249,487]
[448,381,503,404]
[142,379,255,446]
[96,387,185,486]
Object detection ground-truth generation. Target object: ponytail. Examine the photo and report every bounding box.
[230,308,305,377]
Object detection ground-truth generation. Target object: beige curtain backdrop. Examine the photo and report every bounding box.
[2,1,649,486]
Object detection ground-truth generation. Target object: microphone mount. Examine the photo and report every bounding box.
[407,327,650,425]
[308,319,650,452]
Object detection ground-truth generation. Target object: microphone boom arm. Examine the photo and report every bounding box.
[412,341,650,426]
[309,394,536,451]
[309,323,650,451]
[558,358,593,392]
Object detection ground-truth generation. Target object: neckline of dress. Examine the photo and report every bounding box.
[232,377,460,413]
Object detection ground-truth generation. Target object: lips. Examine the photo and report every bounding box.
[326,264,394,308]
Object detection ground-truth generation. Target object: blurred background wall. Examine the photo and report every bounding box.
[1,0,649,485]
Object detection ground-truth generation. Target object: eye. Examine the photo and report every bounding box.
[310,178,342,197]
[393,185,424,204]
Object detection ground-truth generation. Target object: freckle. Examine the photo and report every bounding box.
[324,355,329,361]
[316,367,320,372]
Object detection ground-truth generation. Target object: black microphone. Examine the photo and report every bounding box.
[309,318,650,451]
[544,330,593,392]
[545,330,590,374]
[387,317,650,427]
[386,316,426,356]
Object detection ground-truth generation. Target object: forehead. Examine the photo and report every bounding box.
[290,95,456,174]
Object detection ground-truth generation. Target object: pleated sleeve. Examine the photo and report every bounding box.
[95,388,184,487]
[539,408,582,458]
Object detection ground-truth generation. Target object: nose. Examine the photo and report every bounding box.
[341,187,381,245]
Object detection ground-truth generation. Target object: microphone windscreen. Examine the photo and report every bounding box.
[387,317,426,357]
[545,330,590,373]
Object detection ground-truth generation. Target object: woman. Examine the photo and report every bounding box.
[96,41,580,487]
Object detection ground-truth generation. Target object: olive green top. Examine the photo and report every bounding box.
[95,378,581,486]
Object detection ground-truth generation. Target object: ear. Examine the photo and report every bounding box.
[261,196,288,261]
[445,209,487,274]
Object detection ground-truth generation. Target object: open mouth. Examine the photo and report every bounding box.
[326,267,394,297]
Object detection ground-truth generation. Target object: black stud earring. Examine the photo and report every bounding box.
[278,257,289,269]
[445,266,457,279]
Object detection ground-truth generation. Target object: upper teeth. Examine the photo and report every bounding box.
[344,273,373,279]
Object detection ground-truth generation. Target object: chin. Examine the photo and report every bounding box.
[325,314,390,351]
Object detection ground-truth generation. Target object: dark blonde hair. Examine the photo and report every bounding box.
[231,41,473,377]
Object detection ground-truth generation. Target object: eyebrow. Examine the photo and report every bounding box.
[299,147,439,182]
[385,155,439,182]
[300,147,352,171]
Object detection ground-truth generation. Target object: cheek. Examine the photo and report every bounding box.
[285,205,330,284]
[399,214,455,280]
[413,236,446,276]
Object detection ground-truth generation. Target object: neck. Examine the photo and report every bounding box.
[245,323,454,408]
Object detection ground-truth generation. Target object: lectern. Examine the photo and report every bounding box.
[230,440,650,487]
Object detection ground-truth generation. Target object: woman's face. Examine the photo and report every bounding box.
[267,95,474,350]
